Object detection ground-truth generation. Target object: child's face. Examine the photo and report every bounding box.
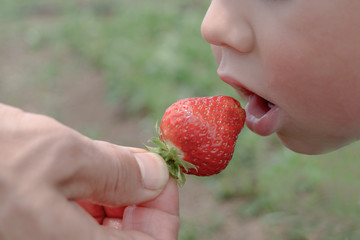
[201,0,360,154]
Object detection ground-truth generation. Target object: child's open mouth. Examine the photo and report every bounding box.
[217,73,282,136]
[246,94,274,118]
[244,94,282,136]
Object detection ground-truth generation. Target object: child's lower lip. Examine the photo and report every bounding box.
[245,94,282,136]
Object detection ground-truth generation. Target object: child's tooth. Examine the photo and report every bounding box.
[267,102,275,109]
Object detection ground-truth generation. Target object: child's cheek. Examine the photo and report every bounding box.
[263,42,345,129]
[265,41,360,142]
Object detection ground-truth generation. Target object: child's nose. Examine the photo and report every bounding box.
[201,0,255,53]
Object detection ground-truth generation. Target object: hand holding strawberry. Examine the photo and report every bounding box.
[148,96,246,186]
[0,103,174,240]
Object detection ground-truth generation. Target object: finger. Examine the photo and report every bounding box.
[77,200,105,224]
[60,141,169,206]
[19,188,156,240]
[122,179,179,240]
[73,200,156,240]
[139,178,179,216]
[104,229,155,240]
[104,206,126,218]
[103,218,122,229]
[0,103,169,206]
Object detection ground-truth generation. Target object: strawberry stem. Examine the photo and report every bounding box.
[146,136,197,187]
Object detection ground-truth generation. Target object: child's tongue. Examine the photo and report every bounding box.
[245,94,282,136]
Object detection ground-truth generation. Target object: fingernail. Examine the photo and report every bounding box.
[135,152,169,190]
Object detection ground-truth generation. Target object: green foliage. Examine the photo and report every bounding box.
[179,217,224,240]
[211,136,360,239]
[178,220,199,240]
[7,0,232,118]
[1,0,234,118]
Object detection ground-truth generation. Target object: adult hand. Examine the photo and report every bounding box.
[78,178,179,240]
[0,103,178,240]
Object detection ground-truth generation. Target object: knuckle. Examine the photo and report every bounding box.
[48,130,87,177]
[1,108,87,183]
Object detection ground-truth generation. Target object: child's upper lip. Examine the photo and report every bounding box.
[217,73,255,101]
[217,72,274,105]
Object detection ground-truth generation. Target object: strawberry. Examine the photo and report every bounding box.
[148,95,246,186]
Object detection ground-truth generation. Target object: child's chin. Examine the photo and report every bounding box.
[277,133,349,155]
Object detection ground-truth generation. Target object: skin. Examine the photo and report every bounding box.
[0,104,178,240]
[201,0,360,154]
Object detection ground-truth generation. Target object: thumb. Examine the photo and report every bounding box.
[103,228,155,240]
[60,140,169,206]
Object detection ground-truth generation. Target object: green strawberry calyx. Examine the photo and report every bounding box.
[146,126,197,187]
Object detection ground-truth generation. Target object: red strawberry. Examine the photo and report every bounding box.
[148,96,246,186]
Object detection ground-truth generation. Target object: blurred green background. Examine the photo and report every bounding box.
[1,0,360,239]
